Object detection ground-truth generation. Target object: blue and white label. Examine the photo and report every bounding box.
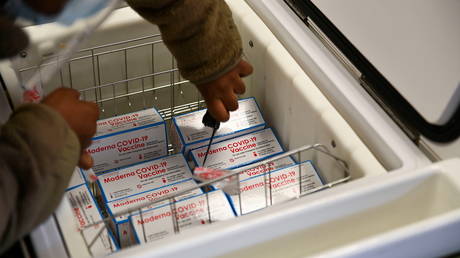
[107,179,202,223]
[172,98,265,157]
[65,184,118,254]
[95,108,163,137]
[231,162,323,215]
[98,154,193,203]
[131,190,235,244]
[87,108,167,174]
[190,128,284,170]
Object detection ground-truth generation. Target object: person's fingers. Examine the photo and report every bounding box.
[84,122,97,141]
[58,87,81,99]
[80,137,93,151]
[221,91,238,112]
[78,152,94,170]
[237,60,254,78]
[81,101,100,120]
[206,99,230,122]
[233,77,246,95]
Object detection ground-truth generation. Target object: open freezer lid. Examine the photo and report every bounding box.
[287,0,460,143]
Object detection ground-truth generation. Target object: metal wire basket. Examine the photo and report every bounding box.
[13,34,351,256]
[77,144,350,255]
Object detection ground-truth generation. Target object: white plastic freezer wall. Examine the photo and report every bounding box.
[112,158,460,258]
[1,0,459,257]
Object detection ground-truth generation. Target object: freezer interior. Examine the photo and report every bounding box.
[207,158,460,258]
[4,0,457,257]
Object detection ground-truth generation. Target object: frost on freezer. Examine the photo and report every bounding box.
[231,161,324,215]
[172,97,265,158]
[86,108,168,174]
[57,184,118,256]
[131,190,235,244]
[190,128,284,170]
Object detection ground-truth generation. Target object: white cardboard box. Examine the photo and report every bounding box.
[230,161,323,215]
[67,167,85,190]
[61,184,118,255]
[130,190,235,244]
[107,178,203,224]
[205,156,296,193]
[111,179,203,248]
[97,154,194,203]
[190,128,284,170]
[172,98,265,158]
[86,108,168,174]
[237,156,296,181]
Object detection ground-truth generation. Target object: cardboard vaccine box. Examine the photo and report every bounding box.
[172,98,265,158]
[97,154,199,247]
[63,184,118,255]
[97,154,194,203]
[86,108,168,174]
[66,167,86,190]
[107,178,203,224]
[109,179,203,247]
[190,128,284,170]
[130,190,235,244]
[230,161,324,215]
[237,156,296,181]
[201,156,296,193]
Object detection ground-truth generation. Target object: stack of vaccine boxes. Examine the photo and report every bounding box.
[96,154,203,247]
[130,189,235,244]
[86,108,168,174]
[230,161,324,215]
[81,107,170,248]
[76,97,324,249]
[189,129,324,215]
[56,168,118,256]
[181,100,324,215]
[171,98,266,159]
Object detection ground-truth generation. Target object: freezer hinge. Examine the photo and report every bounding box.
[306,17,362,82]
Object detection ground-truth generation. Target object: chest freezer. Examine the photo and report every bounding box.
[1,0,460,257]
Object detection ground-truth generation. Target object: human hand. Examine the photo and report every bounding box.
[196,60,253,122]
[42,88,99,169]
